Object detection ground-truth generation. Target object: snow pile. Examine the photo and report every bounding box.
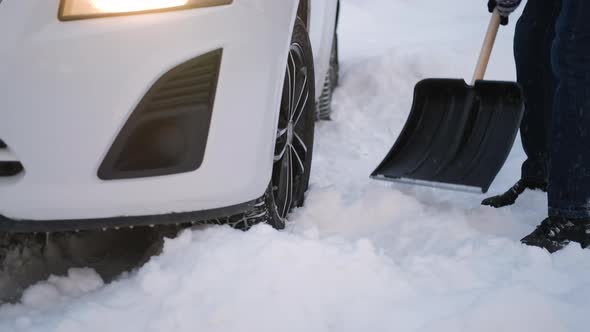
[20,269,103,309]
[3,0,590,331]
[2,227,590,332]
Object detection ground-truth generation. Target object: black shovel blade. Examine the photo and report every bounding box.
[371,78,524,193]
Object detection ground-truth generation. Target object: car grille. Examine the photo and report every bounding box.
[0,140,24,177]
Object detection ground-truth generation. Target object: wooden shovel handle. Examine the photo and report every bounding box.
[472,10,502,85]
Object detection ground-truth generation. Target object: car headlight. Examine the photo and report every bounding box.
[59,0,232,21]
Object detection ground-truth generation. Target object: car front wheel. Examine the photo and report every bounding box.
[214,17,316,230]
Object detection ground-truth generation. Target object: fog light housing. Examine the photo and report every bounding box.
[98,49,222,180]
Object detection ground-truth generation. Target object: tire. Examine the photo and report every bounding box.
[316,30,339,121]
[209,17,316,231]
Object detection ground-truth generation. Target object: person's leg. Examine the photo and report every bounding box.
[549,0,590,219]
[521,0,590,252]
[516,0,561,186]
[482,0,561,208]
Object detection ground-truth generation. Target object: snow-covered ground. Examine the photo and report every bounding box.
[2,0,590,331]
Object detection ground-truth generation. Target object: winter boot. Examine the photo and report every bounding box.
[521,217,590,253]
[481,179,547,208]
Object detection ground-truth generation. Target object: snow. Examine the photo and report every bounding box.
[2,0,590,331]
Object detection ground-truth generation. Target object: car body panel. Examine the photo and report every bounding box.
[0,0,337,224]
[309,0,339,97]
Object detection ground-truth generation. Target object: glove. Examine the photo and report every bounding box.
[487,0,521,25]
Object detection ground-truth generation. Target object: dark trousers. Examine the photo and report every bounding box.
[514,0,590,218]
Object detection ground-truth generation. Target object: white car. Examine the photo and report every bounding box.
[0,0,340,232]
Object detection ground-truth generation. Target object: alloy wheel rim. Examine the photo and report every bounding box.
[272,42,310,220]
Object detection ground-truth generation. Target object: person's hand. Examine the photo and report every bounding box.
[487,0,522,25]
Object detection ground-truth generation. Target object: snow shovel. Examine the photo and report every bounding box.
[371,10,524,193]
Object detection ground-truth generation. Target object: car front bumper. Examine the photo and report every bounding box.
[0,0,297,224]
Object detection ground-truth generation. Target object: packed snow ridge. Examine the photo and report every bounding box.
[2,0,590,331]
